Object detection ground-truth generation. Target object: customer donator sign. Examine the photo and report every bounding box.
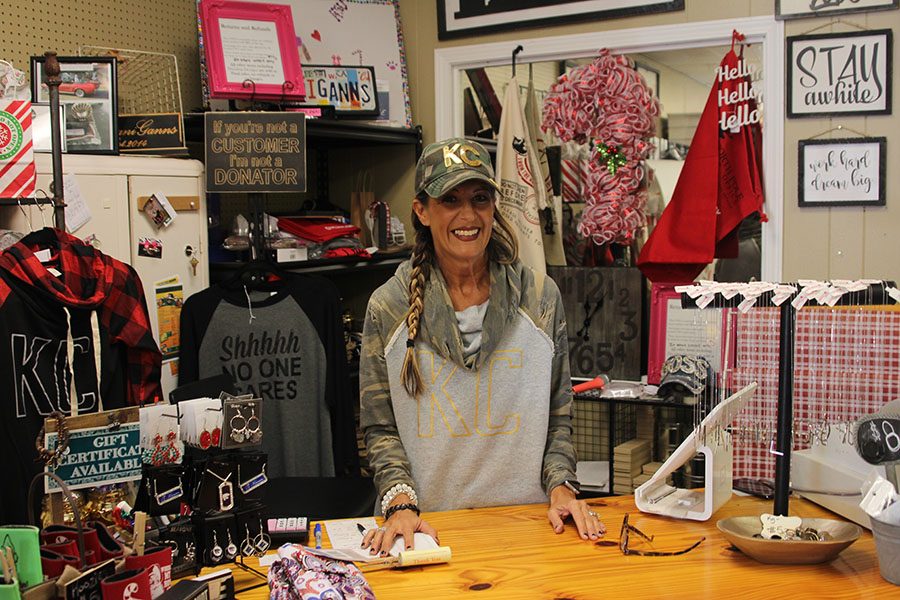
[205,111,307,193]
[44,423,142,492]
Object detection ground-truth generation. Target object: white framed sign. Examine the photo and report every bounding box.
[777,0,898,20]
[787,30,892,117]
[798,137,886,207]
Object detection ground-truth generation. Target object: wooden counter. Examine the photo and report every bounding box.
[222,495,893,599]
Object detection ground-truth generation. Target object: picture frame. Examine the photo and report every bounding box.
[647,283,735,386]
[787,29,892,118]
[777,0,898,20]
[798,137,886,208]
[295,65,379,117]
[30,56,117,155]
[198,0,306,102]
[437,0,684,40]
[30,103,67,153]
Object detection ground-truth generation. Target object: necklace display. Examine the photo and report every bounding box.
[206,468,235,511]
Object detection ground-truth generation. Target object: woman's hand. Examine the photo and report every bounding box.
[547,484,606,541]
[361,505,439,556]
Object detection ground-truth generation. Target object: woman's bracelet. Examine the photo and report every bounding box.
[380,482,418,514]
[383,502,421,522]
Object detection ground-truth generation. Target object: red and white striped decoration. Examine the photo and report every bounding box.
[560,158,581,203]
[0,100,35,198]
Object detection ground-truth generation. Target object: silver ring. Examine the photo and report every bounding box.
[588,510,598,517]
[376,527,387,533]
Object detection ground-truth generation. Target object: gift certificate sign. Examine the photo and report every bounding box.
[44,423,142,492]
[219,18,285,86]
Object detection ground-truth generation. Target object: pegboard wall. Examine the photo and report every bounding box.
[0,0,203,111]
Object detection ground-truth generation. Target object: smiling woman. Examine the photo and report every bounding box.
[359,136,606,559]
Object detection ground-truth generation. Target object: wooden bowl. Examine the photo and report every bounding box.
[717,516,861,565]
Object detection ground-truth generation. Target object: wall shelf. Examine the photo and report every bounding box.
[209,249,410,278]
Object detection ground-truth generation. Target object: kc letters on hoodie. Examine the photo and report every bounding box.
[0,228,161,524]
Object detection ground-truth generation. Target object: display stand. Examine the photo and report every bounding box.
[0,51,65,229]
[635,383,757,521]
[676,282,896,516]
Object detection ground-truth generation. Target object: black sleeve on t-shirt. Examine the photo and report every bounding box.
[283,274,360,476]
[178,287,223,386]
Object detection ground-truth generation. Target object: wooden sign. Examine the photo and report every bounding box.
[300,65,378,116]
[44,421,142,492]
[547,267,641,380]
[205,111,306,193]
[777,0,898,20]
[798,137,886,207]
[63,559,116,600]
[118,113,188,155]
[787,30,893,118]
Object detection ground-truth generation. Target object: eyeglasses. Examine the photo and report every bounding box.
[597,513,705,557]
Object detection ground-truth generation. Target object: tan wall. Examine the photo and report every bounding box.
[398,0,900,282]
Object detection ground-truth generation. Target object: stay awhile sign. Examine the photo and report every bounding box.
[798,137,885,207]
[44,423,142,492]
[788,30,893,117]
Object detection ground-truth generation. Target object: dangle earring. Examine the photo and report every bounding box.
[241,525,256,558]
[254,519,271,555]
[230,408,247,444]
[246,407,262,443]
[164,430,181,463]
[225,530,238,561]
[208,530,224,564]
[199,413,212,449]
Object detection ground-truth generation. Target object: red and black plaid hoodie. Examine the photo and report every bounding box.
[0,228,161,523]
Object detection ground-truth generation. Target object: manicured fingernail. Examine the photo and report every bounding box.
[381,551,388,556]
[406,545,412,550]
[590,534,597,539]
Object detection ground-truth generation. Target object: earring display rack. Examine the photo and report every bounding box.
[0,51,66,230]
[170,395,269,592]
[677,281,897,517]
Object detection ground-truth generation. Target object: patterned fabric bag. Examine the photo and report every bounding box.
[268,544,375,600]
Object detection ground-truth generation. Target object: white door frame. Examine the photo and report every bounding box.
[434,16,785,282]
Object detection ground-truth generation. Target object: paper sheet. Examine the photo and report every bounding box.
[309,519,438,563]
[63,173,91,233]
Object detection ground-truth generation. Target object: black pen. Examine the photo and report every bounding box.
[357,522,367,535]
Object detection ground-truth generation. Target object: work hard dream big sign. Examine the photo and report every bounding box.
[205,112,307,193]
[788,29,893,117]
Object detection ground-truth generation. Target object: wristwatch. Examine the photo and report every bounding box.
[562,479,581,495]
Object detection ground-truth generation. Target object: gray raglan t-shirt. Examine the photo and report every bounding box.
[198,291,335,478]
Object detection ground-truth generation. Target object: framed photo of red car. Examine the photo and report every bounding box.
[199,0,306,102]
[30,56,118,155]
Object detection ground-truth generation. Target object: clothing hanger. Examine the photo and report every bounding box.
[222,257,290,291]
[511,45,524,78]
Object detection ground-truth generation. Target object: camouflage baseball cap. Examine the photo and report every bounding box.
[415,137,500,197]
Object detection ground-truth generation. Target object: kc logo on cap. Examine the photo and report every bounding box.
[442,143,483,168]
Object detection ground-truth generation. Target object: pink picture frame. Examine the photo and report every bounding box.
[199,0,305,101]
[647,283,736,386]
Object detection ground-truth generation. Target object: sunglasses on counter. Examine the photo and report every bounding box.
[596,513,705,557]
